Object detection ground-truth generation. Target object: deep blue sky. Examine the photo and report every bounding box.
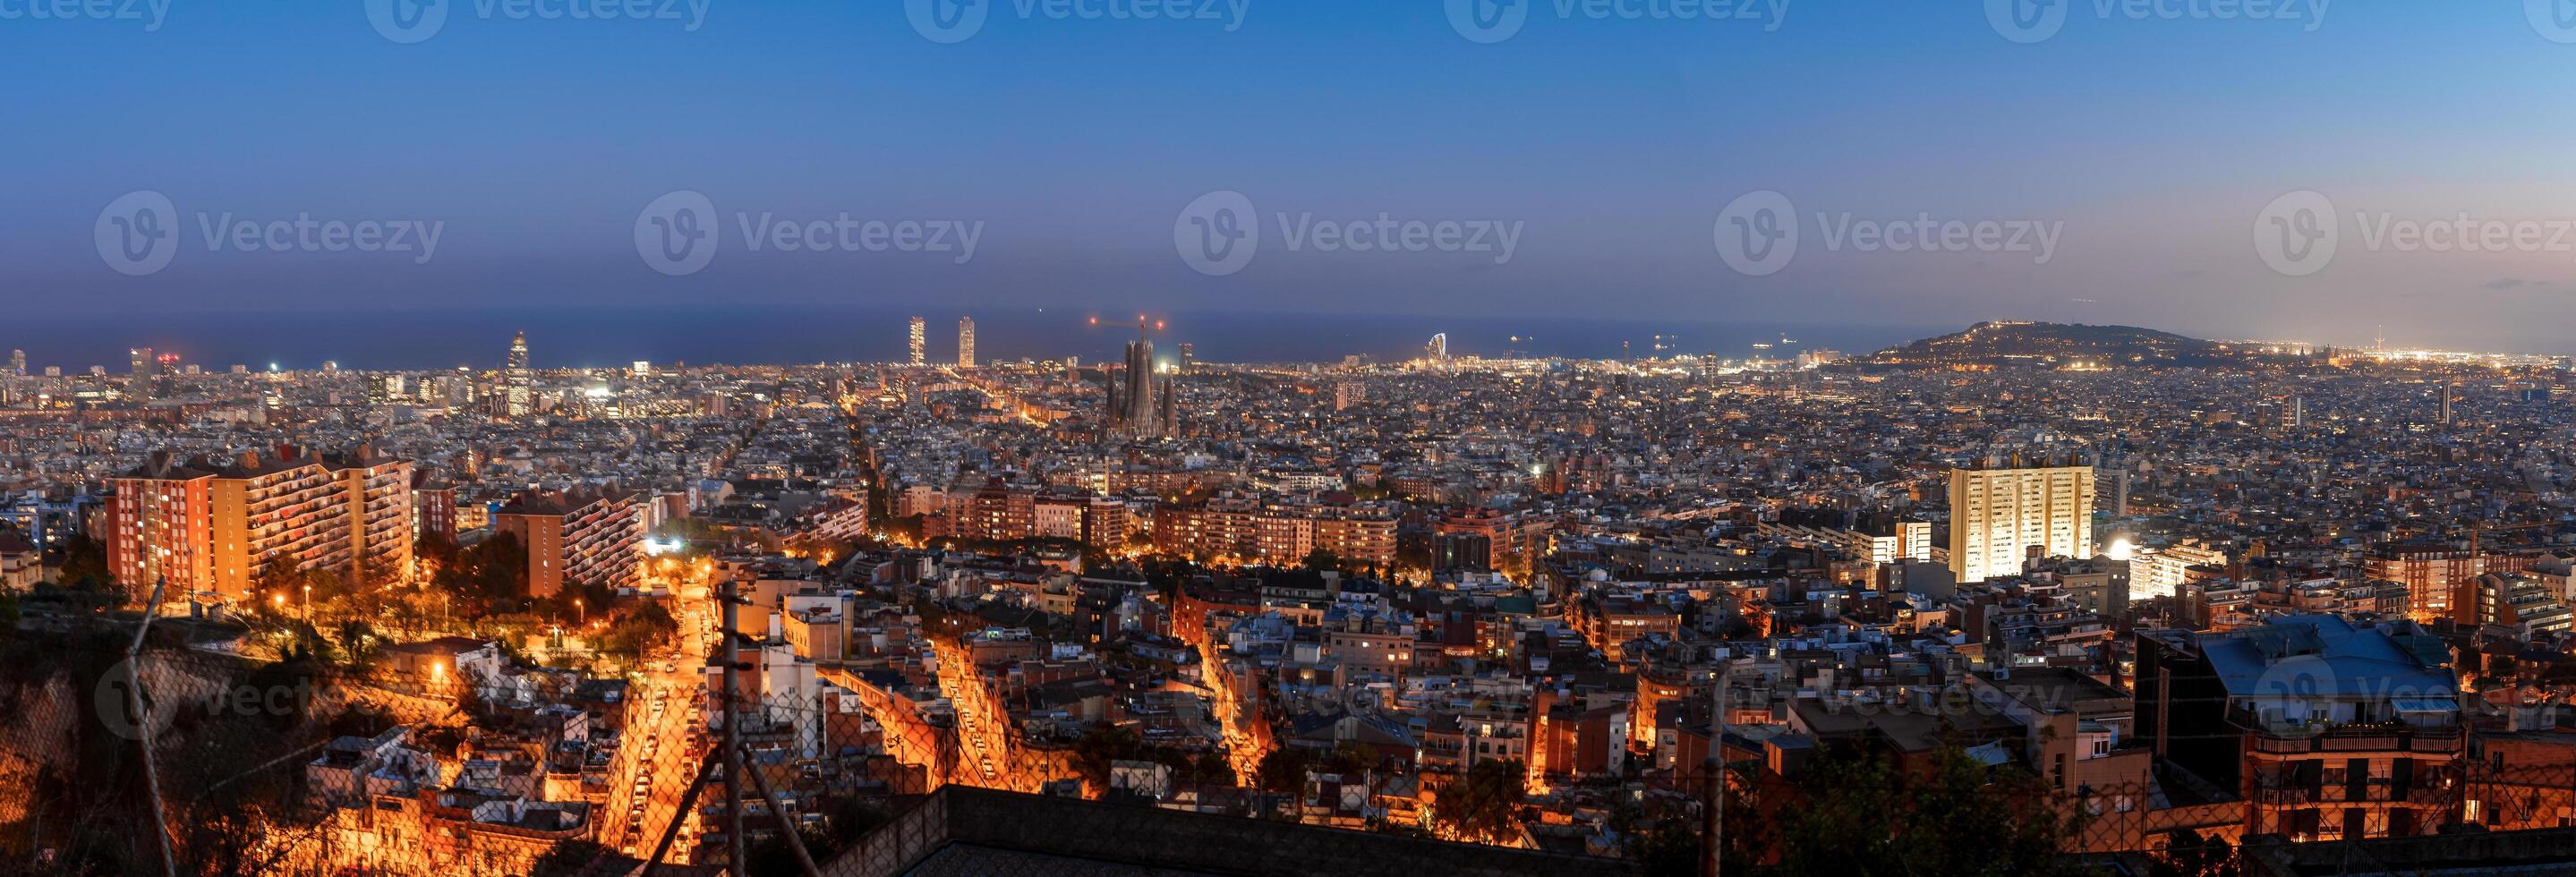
[5,1,2574,353]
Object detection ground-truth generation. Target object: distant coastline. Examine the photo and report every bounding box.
[7,306,1944,372]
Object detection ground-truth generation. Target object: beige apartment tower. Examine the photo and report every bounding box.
[1949,460,2094,583]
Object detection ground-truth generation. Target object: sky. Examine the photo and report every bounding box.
[5,0,2575,353]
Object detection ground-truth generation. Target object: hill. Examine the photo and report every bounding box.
[1867,321,2224,367]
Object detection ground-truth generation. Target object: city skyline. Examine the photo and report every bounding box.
[15,3,2576,874]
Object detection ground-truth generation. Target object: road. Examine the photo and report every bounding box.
[602,562,721,861]
[927,638,1038,792]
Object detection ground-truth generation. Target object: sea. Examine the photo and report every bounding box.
[10,307,1947,372]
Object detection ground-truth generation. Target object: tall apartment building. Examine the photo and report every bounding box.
[1082,495,1130,549]
[413,478,459,544]
[954,478,1033,543]
[1948,458,2094,583]
[2368,543,2486,625]
[908,316,926,366]
[107,446,415,601]
[957,317,976,368]
[494,488,646,598]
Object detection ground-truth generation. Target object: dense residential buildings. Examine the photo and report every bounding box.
[17,320,2576,873]
[495,487,651,597]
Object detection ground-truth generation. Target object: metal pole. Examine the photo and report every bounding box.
[125,575,177,877]
[644,751,721,873]
[723,574,746,874]
[738,741,822,877]
[1702,659,1731,877]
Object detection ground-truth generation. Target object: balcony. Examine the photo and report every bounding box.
[2233,707,2464,755]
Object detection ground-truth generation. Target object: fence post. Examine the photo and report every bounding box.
[126,575,177,877]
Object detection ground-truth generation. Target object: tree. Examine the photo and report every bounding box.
[1301,548,1342,572]
[430,531,530,619]
[2147,830,2243,877]
[596,600,678,665]
[1255,746,1313,795]
[1771,745,2089,877]
[335,619,380,668]
[55,533,112,590]
[1070,724,1145,790]
[258,550,303,598]
[1429,757,1526,845]
[1607,792,1702,877]
[1190,750,1236,787]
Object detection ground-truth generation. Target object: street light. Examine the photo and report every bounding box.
[576,598,585,626]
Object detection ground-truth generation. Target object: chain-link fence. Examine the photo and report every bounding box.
[19,600,2576,875]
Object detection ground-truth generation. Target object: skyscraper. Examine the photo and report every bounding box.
[908,316,926,366]
[1948,456,2095,583]
[7,349,22,376]
[1177,343,1194,374]
[506,330,533,418]
[129,347,153,375]
[958,317,976,368]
